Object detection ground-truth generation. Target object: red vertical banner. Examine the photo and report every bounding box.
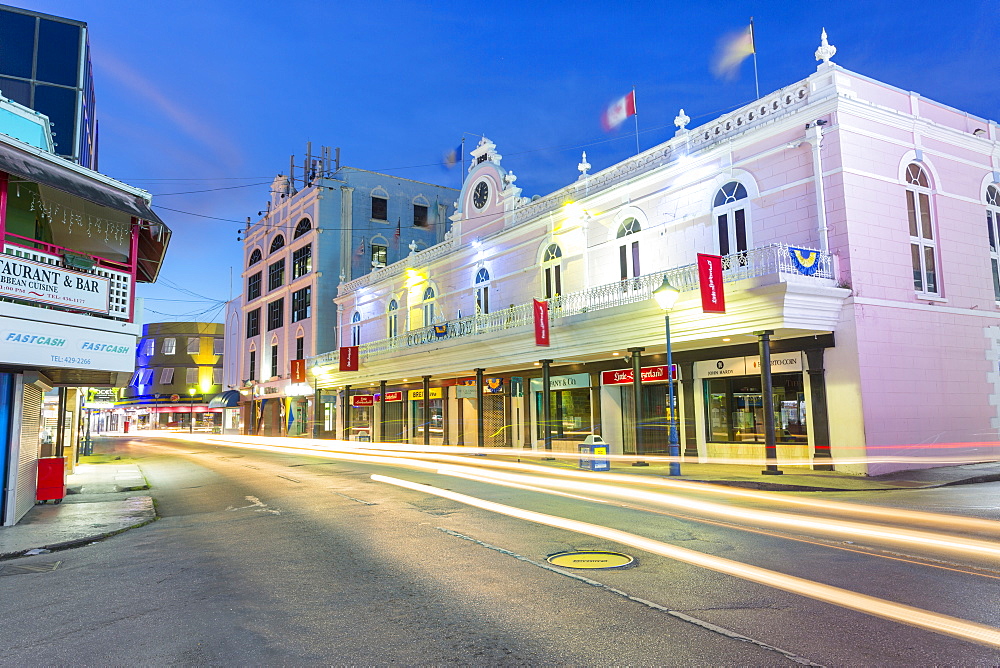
[533,299,550,346]
[697,253,725,313]
[290,359,306,383]
[339,346,359,371]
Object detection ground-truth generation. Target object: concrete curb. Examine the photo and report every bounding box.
[0,515,157,562]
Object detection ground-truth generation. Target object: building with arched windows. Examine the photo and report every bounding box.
[232,146,457,436]
[308,32,1000,475]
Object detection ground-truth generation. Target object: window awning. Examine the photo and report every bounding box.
[208,390,242,408]
[0,139,171,282]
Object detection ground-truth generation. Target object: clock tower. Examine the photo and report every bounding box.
[450,136,523,243]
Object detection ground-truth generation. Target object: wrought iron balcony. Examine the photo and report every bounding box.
[311,243,836,368]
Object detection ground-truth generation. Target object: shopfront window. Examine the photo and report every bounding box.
[535,388,591,440]
[705,373,807,444]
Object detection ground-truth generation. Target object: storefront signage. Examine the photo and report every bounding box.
[290,359,306,383]
[352,394,374,406]
[455,385,477,399]
[0,320,134,371]
[695,352,802,378]
[529,373,590,392]
[0,254,111,314]
[697,253,725,313]
[408,387,443,401]
[601,365,678,385]
[381,391,403,402]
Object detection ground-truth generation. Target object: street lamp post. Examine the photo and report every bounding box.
[652,275,682,476]
[188,387,196,434]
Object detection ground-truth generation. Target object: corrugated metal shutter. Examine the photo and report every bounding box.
[13,383,41,523]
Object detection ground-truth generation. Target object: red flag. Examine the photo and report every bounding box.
[339,346,359,371]
[533,299,550,346]
[602,91,636,131]
[697,253,726,313]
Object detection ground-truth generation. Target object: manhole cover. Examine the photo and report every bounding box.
[0,560,62,576]
[546,551,634,569]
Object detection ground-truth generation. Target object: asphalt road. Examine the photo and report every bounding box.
[2,435,999,665]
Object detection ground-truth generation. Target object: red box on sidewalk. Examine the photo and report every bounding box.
[36,457,66,503]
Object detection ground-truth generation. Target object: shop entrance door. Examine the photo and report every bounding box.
[620,384,674,455]
[383,401,404,442]
[482,394,506,447]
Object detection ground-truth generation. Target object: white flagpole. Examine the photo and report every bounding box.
[750,17,760,100]
[632,87,640,155]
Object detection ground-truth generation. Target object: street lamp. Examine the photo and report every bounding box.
[188,387,196,434]
[652,275,681,476]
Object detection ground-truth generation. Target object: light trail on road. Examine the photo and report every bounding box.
[372,473,1000,649]
[168,433,1000,540]
[434,467,1000,560]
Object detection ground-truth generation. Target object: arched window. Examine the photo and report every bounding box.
[474,268,490,314]
[387,299,399,338]
[351,311,361,347]
[293,218,311,239]
[422,286,435,326]
[617,217,641,280]
[986,184,1000,300]
[269,235,285,253]
[248,249,262,267]
[247,344,257,382]
[714,181,749,257]
[543,243,562,299]
[905,164,938,295]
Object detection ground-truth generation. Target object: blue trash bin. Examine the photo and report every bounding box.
[579,435,610,471]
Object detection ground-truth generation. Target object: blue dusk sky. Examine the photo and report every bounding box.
[11,0,1000,322]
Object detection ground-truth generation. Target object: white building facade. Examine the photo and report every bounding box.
[311,33,1000,475]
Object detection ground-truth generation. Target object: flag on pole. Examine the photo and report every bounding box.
[355,238,365,256]
[443,144,462,168]
[713,22,756,80]
[394,218,401,243]
[601,91,637,131]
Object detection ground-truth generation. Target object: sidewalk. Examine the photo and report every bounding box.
[0,458,156,560]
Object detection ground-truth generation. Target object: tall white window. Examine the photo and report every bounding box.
[351,311,361,346]
[187,337,200,354]
[905,164,938,295]
[212,367,223,385]
[159,367,175,385]
[714,181,749,257]
[185,367,198,385]
[988,185,1000,301]
[474,268,490,314]
[162,338,176,355]
[387,299,399,338]
[421,286,436,326]
[542,243,562,298]
[213,338,224,355]
[617,217,641,280]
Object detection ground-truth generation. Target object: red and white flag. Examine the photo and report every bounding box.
[602,90,636,131]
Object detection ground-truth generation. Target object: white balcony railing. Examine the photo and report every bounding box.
[311,244,836,368]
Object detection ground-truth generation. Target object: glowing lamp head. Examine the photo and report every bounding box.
[652,276,680,311]
[188,387,196,397]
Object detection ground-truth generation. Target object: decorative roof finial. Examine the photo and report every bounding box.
[577,151,591,179]
[674,109,690,133]
[815,28,837,65]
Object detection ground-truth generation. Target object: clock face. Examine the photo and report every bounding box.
[473,181,489,209]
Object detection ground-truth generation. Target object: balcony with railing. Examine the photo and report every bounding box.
[311,243,838,369]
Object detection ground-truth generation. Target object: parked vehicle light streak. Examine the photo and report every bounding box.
[372,473,1000,648]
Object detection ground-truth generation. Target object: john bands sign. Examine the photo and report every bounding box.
[0,255,111,314]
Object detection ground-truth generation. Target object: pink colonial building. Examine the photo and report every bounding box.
[311,32,1000,475]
